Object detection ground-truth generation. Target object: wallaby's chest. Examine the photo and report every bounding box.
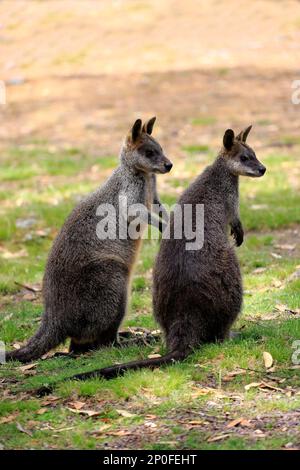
[123,176,153,210]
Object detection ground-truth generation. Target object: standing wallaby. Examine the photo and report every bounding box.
[67,125,266,381]
[6,117,172,363]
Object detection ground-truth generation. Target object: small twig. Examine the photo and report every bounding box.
[14,281,41,293]
[238,367,264,374]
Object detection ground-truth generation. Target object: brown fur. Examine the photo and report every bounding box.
[6,118,172,363]
[62,126,266,383]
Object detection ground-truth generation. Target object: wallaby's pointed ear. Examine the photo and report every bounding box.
[236,125,252,143]
[131,119,142,142]
[223,129,235,150]
[146,116,156,135]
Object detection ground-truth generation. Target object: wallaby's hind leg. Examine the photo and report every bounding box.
[67,264,128,355]
[69,325,120,354]
[69,340,93,354]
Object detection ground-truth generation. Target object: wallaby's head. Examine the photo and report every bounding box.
[122,117,173,174]
[221,126,266,177]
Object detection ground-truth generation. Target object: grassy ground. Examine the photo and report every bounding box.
[0,143,299,450]
[1,0,300,450]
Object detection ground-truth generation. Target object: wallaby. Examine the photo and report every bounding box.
[65,125,266,381]
[6,117,172,363]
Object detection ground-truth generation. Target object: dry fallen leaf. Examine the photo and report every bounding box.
[41,396,60,406]
[274,304,300,315]
[223,369,247,382]
[22,292,37,301]
[252,267,267,274]
[226,417,251,428]
[275,304,288,313]
[41,352,56,360]
[36,408,48,415]
[191,386,214,398]
[106,430,132,437]
[54,426,76,433]
[263,351,274,369]
[66,408,101,417]
[0,248,28,259]
[207,433,231,442]
[275,244,296,251]
[244,382,262,391]
[260,381,283,392]
[250,204,269,210]
[116,409,136,418]
[35,229,50,238]
[287,268,300,283]
[271,280,283,288]
[26,420,40,428]
[144,421,157,428]
[19,363,37,372]
[89,425,111,436]
[0,414,18,424]
[271,253,282,259]
[3,313,13,321]
[68,401,86,410]
[147,353,161,359]
[16,422,33,436]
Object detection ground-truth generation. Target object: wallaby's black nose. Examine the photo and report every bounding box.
[259,166,266,175]
[165,163,173,172]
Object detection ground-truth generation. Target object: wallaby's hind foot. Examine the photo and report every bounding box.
[69,341,96,354]
[52,351,78,359]
[69,326,120,354]
[69,328,161,354]
[5,322,65,363]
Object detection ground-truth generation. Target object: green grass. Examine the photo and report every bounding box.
[280,135,300,146]
[191,116,217,126]
[0,146,118,182]
[0,143,300,449]
[182,144,210,153]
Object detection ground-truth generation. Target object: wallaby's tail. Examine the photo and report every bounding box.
[5,320,64,363]
[34,350,188,397]
[72,349,187,381]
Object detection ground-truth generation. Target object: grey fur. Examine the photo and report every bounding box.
[153,127,266,356]
[6,118,172,363]
[64,126,266,382]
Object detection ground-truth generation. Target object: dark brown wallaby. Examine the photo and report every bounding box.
[63,126,266,383]
[6,117,172,363]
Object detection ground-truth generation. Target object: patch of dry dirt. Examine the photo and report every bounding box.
[0,0,300,159]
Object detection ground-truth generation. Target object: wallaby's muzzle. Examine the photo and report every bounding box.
[258,165,266,176]
[250,162,266,177]
[158,156,173,173]
[164,162,173,172]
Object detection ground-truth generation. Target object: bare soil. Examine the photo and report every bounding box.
[0,0,300,157]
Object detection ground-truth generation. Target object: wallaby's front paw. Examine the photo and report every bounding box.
[231,223,244,247]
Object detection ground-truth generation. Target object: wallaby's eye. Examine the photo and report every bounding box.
[145,149,155,158]
[241,155,248,162]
